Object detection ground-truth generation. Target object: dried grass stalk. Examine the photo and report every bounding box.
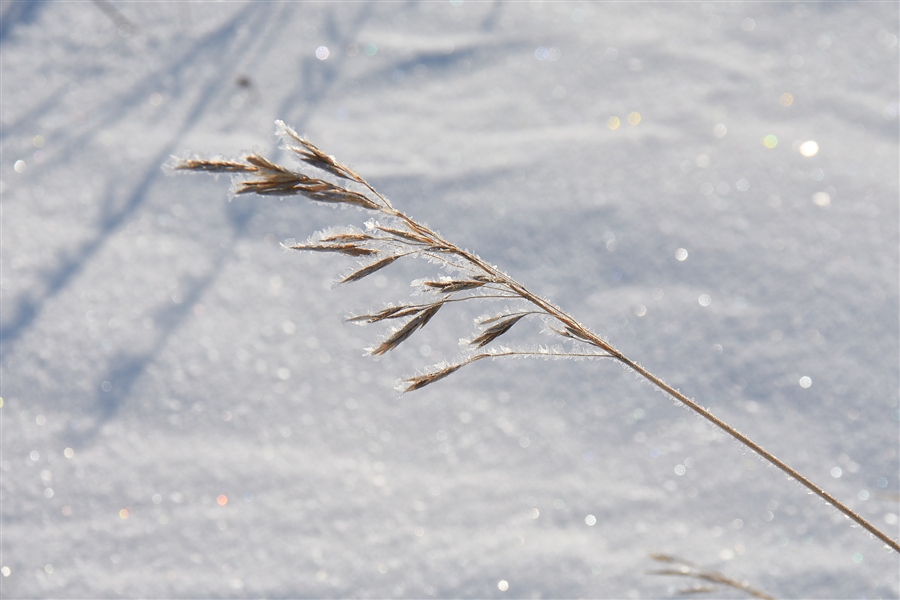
[649,553,775,600]
[174,121,900,556]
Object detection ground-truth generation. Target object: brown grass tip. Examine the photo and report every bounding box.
[371,304,442,356]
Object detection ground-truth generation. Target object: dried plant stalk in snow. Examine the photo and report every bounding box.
[173,120,899,555]
[648,553,775,600]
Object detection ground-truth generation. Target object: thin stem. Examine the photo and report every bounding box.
[396,210,899,551]
[383,209,900,549]
[621,356,900,552]
[486,349,613,360]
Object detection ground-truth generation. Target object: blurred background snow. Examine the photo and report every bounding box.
[1,2,898,598]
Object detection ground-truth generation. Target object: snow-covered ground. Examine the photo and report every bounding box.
[2,2,898,598]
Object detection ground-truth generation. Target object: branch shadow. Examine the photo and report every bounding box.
[0,3,271,353]
[56,4,377,448]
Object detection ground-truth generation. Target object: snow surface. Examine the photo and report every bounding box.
[2,2,899,598]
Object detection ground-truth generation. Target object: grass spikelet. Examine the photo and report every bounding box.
[375,225,432,245]
[174,158,258,173]
[290,243,377,257]
[404,363,466,391]
[321,233,373,243]
[234,162,309,195]
[423,279,486,293]
[245,154,290,173]
[302,186,380,210]
[347,304,429,324]
[275,119,360,182]
[341,255,400,283]
[404,355,489,391]
[371,303,442,356]
[470,314,525,348]
[479,310,535,325]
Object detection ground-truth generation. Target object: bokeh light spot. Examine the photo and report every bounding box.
[779,92,794,106]
[498,580,509,591]
[627,112,641,125]
[119,508,129,519]
[675,248,688,261]
[799,140,819,157]
[799,376,812,388]
[607,116,620,130]
[217,494,228,506]
[812,191,831,207]
[585,514,597,526]
[315,46,329,60]
[763,135,778,148]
